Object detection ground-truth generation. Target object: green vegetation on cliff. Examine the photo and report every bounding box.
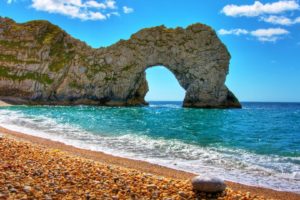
[0,66,53,84]
[36,22,62,45]
[33,22,75,72]
[69,81,84,89]
[48,40,74,72]
[0,40,23,49]
[0,54,39,64]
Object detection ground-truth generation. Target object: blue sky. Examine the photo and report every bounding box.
[0,0,300,102]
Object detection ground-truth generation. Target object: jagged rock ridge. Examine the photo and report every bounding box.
[0,17,241,108]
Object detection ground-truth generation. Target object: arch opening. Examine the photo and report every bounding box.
[144,66,186,104]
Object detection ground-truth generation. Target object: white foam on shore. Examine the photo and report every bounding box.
[0,109,300,193]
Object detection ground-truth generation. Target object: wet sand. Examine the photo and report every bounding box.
[0,126,299,199]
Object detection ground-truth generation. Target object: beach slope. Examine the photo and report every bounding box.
[1,127,300,199]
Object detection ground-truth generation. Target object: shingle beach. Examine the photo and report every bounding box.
[1,127,299,200]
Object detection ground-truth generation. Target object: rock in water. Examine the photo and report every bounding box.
[191,175,226,193]
[0,17,241,108]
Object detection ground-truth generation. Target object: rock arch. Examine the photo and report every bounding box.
[0,17,241,108]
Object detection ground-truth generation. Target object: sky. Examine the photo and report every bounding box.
[0,0,300,102]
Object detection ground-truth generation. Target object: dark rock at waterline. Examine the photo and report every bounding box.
[191,175,226,193]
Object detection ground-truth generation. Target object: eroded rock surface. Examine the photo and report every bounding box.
[0,17,241,108]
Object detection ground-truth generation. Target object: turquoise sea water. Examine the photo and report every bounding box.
[0,102,299,192]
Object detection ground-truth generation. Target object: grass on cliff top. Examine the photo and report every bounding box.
[33,21,75,72]
[2,19,74,73]
[36,23,62,45]
[0,66,53,85]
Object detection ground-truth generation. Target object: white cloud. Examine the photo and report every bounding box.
[295,17,300,23]
[219,27,289,42]
[106,11,120,18]
[251,28,289,41]
[261,15,293,25]
[222,1,299,17]
[218,28,248,35]
[7,0,133,21]
[105,0,116,9]
[31,0,110,20]
[123,6,134,14]
[85,1,107,9]
[261,15,300,25]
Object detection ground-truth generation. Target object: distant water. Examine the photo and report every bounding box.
[0,102,299,192]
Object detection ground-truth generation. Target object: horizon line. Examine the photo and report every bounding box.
[146,100,300,103]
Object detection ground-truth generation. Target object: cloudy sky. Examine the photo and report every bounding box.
[1,0,300,102]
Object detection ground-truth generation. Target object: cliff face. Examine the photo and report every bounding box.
[0,17,241,108]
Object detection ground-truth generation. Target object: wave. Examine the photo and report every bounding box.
[0,109,299,193]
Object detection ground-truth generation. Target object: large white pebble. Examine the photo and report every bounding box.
[191,175,226,192]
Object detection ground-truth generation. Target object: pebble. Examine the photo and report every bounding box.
[0,137,267,199]
[23,185,32,193]
[147,184,157,190]
[178,191,188,198]
[55,189,68,194]
[44,194,52,200]
[9,187,18,193]
[112,195,119,200]
[191,175,226,192]
[0,193,7,198]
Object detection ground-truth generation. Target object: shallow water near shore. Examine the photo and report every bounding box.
[0,102,299,193]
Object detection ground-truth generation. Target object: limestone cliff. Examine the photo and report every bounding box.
[0,17,241,108]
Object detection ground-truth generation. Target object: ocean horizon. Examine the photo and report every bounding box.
[0,101,299,193]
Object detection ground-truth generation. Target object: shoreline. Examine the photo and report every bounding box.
[1,126,300,199]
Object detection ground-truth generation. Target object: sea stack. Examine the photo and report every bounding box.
[0,17,241,108]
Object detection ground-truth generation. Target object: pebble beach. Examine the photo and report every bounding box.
[1,127,300,200]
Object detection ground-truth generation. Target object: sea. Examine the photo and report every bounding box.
[0,102,299,193]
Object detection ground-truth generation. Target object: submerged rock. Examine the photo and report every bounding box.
[0,17,241,108]
[191,175,226,193]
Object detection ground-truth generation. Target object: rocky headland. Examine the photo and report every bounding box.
[0,17,241,108]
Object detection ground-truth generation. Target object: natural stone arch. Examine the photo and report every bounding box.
[0,17,241,108]
[93,24,241,108]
